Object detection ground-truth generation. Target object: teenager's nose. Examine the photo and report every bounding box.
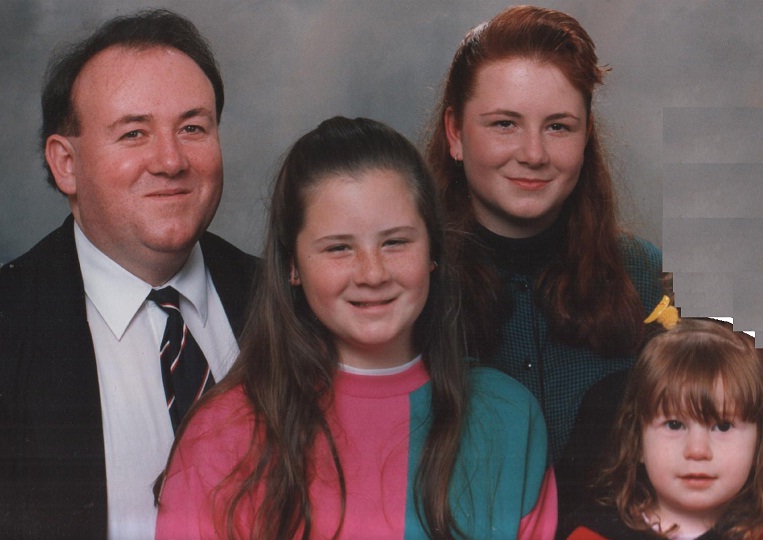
[516,131,550,168]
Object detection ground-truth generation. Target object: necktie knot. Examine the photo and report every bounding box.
[148,286,180,312]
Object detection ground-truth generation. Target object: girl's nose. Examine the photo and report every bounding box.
[354,250,389,286]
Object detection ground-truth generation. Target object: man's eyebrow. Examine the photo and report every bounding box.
[546,112,581,122]
[107,114,152,130]
[180,107,214,120]
[106,108,214,131]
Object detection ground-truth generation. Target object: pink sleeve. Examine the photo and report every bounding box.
[517,467,558,540]
[155,389,253,539]
[155,436,220,540]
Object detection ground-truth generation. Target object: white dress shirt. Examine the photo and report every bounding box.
[74,223,239,539]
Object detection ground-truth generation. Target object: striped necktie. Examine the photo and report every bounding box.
[148,286,215,432]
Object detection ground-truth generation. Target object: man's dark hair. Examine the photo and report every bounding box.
[40,8,224,189]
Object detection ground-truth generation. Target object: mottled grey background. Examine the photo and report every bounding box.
[663,108,763,343]
[2,2,763,326]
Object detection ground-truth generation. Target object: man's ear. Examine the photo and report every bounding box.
[45,134,77,195]
[444,106,464,161]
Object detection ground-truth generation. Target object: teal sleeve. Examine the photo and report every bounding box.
[465,368,548,521]
[403,368,549,539]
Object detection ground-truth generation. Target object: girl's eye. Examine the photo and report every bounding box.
[493,120,515,129]
[384,238,409,247]
[714,421,733,432]
[665,419,684,430]
[548,123,569,132]
[326,244,349,253]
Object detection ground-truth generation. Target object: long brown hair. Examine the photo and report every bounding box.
[160,117,469,539]
[425,5,646,357]
[597,319,763,538]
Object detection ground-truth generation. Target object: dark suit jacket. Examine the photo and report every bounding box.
[0,215,259,538]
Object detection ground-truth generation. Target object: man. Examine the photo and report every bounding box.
[0,10,258,538]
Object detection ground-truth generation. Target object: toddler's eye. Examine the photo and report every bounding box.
[665,419,684,430]
[714,421,733,432]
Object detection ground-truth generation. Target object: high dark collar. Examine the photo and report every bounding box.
[475,218,565,276]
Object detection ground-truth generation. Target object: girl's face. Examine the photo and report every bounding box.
[641,387,758,532]
[445,57,587,238]
[293,168,433,369]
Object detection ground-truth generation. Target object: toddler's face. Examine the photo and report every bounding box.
[641,401,757,533]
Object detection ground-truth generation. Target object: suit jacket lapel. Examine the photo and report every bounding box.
[200,232,258,339]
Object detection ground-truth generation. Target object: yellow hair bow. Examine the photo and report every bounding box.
[644,295,679,330]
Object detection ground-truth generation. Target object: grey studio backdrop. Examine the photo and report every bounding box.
[2,1,762,332]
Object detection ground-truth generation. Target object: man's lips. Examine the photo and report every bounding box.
[146,188,191,197]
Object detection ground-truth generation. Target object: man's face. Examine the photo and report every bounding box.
[54,45,223,284]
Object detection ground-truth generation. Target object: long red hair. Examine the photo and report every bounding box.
[425,5,646,357]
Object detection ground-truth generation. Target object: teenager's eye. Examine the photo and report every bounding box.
[548,123,570,132]
[493,120,516,129]
[665,419,684,430]
[326,244,349,253]
[714,421,733,432]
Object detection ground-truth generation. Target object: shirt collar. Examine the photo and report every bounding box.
[74,222,208,339]
[339,354,422,376]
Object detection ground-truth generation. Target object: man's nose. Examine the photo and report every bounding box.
[149,132,189,177]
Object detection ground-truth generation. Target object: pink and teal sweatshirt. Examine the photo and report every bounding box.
[156,361,557,538]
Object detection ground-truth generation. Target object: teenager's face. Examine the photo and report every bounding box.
[445,57,587,238]
[641,389,757,532]
[293,168,434,369]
